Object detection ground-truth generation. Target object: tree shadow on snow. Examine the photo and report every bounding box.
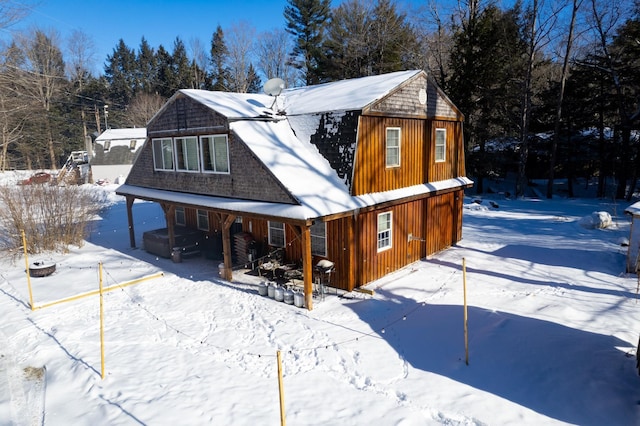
[344,291,640,425]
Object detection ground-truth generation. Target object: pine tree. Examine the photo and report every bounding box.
[284,0,331,85]
[210,26,229,91]
[104,39,137,106]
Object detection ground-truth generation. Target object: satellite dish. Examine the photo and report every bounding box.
[263,78,285,96]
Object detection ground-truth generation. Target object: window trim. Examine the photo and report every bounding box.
[152,138,174,171]
[310,221,327,257]
[174,136,200,172]
[175,206,186,226]
[200,134,230,174]
[435,128,446,163]
[377,211,392,252]
[385,127,401,168]
[268,221,285,248]
[196,209,209,231]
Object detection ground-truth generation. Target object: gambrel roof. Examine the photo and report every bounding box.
[118,70,471,221]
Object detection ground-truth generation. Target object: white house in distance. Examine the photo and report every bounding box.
[90,128,146,183]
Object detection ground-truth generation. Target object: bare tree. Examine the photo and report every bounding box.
[189,36,209,90]
[225,21,257,93]
[125,92,165,127]
[14,28,66,169]
[255,29,297,87]
[546,0,583,198]
[67,29,96,151]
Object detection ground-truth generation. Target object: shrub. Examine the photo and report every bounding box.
[0,184,106,253]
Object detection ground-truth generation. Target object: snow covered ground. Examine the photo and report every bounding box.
[1,177,639,425]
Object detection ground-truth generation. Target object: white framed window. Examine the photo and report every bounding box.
[377,212,392,251]
[200,135,230,173]
[435,128,446,162]
[129,140,137,150]
[152,138,174,170]
[175,136,200,171]
[386,127,401,168]
[197,209,209,231]
[268,221,285,247]
[175,206,186,226]
[310,221,326,256]
[104,140,111,151]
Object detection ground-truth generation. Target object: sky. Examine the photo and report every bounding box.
[1,171,639,425]
[6,0,303,73]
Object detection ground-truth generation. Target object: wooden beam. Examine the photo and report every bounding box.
[299,225,313,310]
[220,213,237,281]
[161,203,176,252]
[126,196,136,248]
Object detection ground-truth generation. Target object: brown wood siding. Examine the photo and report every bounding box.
[425,191,461,255]
[356,199,426,285]
[352,116,426,195]
[428,120,464,182]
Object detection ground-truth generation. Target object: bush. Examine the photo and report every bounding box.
[0,184,106,253]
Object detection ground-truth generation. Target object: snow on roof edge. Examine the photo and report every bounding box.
[625,201,640,216]
[116,177,473,222]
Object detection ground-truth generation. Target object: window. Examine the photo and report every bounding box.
[200,135,229,173]
[386,127,401,167]
[175,136,199,171]
[104,141,111,151]
[377,212,392,251]
[129,140,137,150]
[268,221,285,247]
[175,207,185,226]
[435,128,446,162]
[152,138,174,170]
[197,209,209,231]
[310,221,326,256]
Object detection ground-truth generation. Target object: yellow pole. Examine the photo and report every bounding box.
[99,262,105,379]
[277,350,286,426]
[463,257,469,365]
[21,230,34,310]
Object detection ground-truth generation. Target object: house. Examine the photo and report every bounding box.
[116,70,472,310]
[90,128,146,183]
[624,201,640,273]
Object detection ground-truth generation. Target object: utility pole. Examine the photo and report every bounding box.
[103,105,109,130]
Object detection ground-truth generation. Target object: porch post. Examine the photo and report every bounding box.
[300,225,313,311]
[161,203,176,251]
[219,213,237,281]
[126,196,136,248]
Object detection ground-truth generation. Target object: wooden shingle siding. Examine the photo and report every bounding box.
[369,75,429,117]
[303,111,360,189]
[126,97,298,205]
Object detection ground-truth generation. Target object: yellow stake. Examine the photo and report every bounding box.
[99,262,105,379]
[277,350,286,426]
[463,257,469,365]
[21,230,34,310]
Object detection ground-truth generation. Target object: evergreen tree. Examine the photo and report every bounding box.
[104,39,136,106]
[246,63,262,93]
[284,0,331,85]
[155,45,174,98]
[210,25,229,91]
[136,37,157,94]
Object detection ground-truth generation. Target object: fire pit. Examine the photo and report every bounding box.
[29,261,56,277]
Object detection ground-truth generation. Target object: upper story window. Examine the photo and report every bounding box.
[175,206,186,226]
[268,221,285,247]
[435,128,446,162]
[152,138,174,170]
[175,136,199,172]
[377,211,392,251]
[197,209,209,231]
[103,141,111,152]
[386,127,401,168]
[310,221,327,257]
[200,135,230,173]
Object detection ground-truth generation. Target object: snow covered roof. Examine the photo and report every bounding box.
[96,128,146,142]
[178,70,424,119]
[281,70,422,115]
